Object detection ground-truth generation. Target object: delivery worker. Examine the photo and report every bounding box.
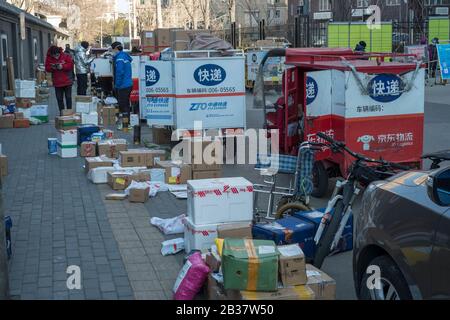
[45,46,74,115]
[111,41,133,130]
[429,38,439,78]
[74,41,94,95]
[355,41,367,53]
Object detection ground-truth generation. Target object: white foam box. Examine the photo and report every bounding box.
[183,217,253,253]
[88,166,117,184]
[57,144,77,158]
[30,105,48,116]
[57,129,77,145]
[82,112,99,125]
[76,102,91,114]
[16,88,36,98]
[17,108,31,119]
[15,79,35,89]
[187,177,254,225]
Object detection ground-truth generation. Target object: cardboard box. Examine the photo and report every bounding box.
[156,28,172,49]
[107,172,132,190]
[222,239,279,292]
[80,141,97,157]
[306,264,336,300]
[119,149,166,168]
[0,155,7,177]
[171,29,211,51]
[61,109,75,116]
[141,30,156,53]
[192,170,222,180]
[205,252,222,273]
[206,273,241,301]
[13,119,30,128]
[14,112,24,119]
[152,127,172,145]
[240,285,315,300]
[55,115,81,130]
[15,98,33,108]
[156,160,192,184]
[217,222,253,240]
[97,139,128,159]
[84,156,115,174]
[101,106,116,126]
[278,244,307,287]
[128,187,150,203]
[0,115,14,129]
[82,112,99,126]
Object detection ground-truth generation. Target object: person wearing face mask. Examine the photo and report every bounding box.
[111,42,133,130]
[74,41,94,95]
[45,45,74,115]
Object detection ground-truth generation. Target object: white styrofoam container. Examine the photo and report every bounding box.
[87,167,117,184]
[187,177,254,225]
[183,217,252,253]
[30,105,48,116]
[57,144,77,158]
[82,112,99,126]
[15,79,35,89]
[76,102,91,114]
[91,58,113,77]
[16,88,36,98]
[57,129,77,145]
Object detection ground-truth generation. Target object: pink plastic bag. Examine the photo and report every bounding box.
[173,252,210,300]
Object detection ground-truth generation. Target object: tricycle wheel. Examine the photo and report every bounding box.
[311,161,328,198]
[275,202,310,220]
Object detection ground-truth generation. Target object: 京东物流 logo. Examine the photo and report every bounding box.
[194,64,226,86]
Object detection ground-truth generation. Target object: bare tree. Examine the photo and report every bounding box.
[198,0,211,29]
[8,0,35,12]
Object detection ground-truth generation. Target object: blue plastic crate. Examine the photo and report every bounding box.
[294,208,353,254]
[252,216,316,259]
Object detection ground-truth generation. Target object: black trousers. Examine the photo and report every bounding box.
[76,73,88,96]
[116,86,133,118]
[55,86,72,112]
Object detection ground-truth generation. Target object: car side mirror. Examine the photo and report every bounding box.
[427,167,450,207]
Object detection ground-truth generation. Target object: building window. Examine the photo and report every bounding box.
[386,0,400,5]
[319,0,331,11]
[1,34,8,67]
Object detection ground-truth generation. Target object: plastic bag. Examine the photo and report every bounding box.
[161,238,185,256]
[104,96,118,105]
[173,251,210,300]
[151,214,186,235]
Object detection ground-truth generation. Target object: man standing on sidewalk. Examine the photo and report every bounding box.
[111,42,133,130]
[74,41,94,96]
[45,46,74,115]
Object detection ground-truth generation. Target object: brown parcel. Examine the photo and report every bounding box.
[0,115,14,129]
[205,252,221,273]
[152,127,172,145]
[206,274,242,301]
[240,285,315,300]
[155,160,192,184]
[192,170,222,180]
[14,112,24,119]
[80,142,97,157]
[119,150,166,168]
[278,245,307,287]
[55,115,80,130]
[306,264,336,300]
[15,98,32,108]
[102,106,116,126]
[0,155,7,177]
[84,156,115,174]
[97,139,128,159]
[107,171,151,190]
[13,119,30,128]
[217,222,252,239]
[128,187,150,203]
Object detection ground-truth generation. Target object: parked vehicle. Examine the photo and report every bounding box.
[354,152,450,300]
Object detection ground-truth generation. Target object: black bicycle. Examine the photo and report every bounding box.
[309,133,410,269]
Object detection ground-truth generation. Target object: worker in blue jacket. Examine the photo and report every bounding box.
[111,42,133,130]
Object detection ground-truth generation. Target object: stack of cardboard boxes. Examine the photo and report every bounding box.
[54,109,81,158]
[141,28,211,53]
[205,240,336,301]
[75,96,98,126]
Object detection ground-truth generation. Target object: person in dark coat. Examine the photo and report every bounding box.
[45,46,74,115]
[355,41,367,53]
[429,38,439,78]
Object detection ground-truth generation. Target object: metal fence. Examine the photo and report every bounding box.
[212,19,439,53]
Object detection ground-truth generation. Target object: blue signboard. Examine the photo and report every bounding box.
[368,74,403,103]
[194,64,227,86]
[437,44,450,80]
[306,76,318,105]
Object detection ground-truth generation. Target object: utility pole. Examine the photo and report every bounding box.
[0,177,9,300]
[156,0,163,28]
[128,0,133,49]
[132,0,137,39]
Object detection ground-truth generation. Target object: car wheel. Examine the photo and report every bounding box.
[359,255,412,300]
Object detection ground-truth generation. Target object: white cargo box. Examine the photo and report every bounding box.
[30,105,48,116]
[16,88,35,98]
[57,129,77,145]
[187,177,254,225]
[82,112,99,126]
[173,50,246,131]
[17,108,31,119]
[76,102,92,114]
[87,167,117,184]
[91,58,113,77]
[57,144,77,158]
[15,79,35,89]
[183,217,252,253]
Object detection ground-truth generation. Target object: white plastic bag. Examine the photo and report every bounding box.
[161,238,185,256]
[151,214,186,235]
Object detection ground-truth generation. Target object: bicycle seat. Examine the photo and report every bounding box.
[422,150,450,161]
